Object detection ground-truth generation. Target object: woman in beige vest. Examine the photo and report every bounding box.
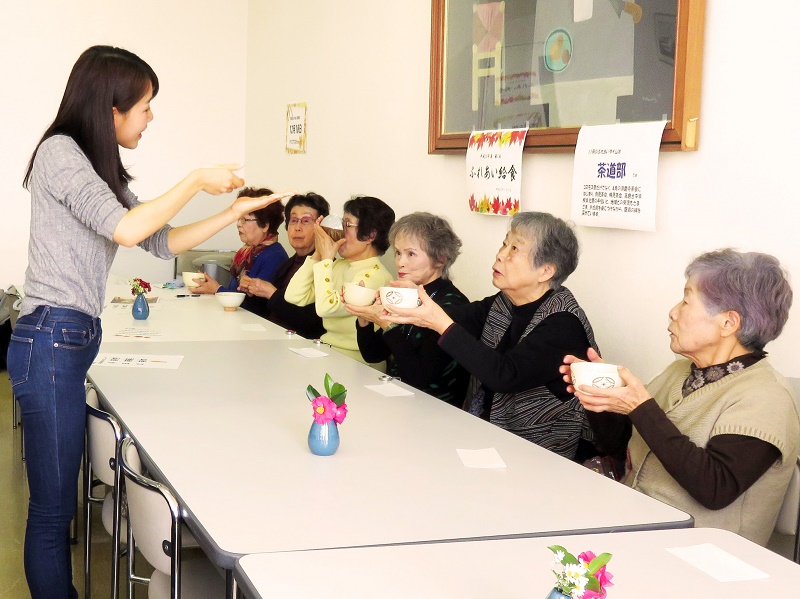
[563,249,800,545]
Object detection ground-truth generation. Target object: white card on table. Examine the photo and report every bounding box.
[288,347,329,358]
[456,448,507,469]
[364,383,414,397]
[665,543,769,582]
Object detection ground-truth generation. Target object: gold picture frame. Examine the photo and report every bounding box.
[429,0,706,153]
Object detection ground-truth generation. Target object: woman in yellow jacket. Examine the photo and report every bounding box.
[285,196,394,363]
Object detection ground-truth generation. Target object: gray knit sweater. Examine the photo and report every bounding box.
[21,135,173,318]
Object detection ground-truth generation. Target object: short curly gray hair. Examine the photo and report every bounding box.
[509,212,579,289]
[389,212,462,279]
[685,249,792,351]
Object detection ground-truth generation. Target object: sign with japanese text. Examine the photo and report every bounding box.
[286,102,307,154]
[466,128,527,215]
[571,121,666,231]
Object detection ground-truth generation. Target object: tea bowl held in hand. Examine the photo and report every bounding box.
[182,271,205,288]
[320,214,344,242]
[379,286,420,310]
[215,292,245,312]
[343,282,376,307]
[570,361,626,396]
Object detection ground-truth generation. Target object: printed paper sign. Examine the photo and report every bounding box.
[571,121,666,231]
[92,354,183,369]
[466,128,527,216]
[286,102,307,154]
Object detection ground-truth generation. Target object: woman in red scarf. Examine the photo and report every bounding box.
[192,187,288,308]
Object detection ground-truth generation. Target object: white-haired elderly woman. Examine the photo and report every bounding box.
[344,212,470,406]
[383,212,599,459]
[563,249,800,545]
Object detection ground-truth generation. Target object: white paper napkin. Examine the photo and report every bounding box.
[665,543,769,582]
[288,347,329,358]
[364,383,414,397]
[456,448,507,469]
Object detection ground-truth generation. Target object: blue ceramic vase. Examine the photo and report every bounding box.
[308,420,340,456]
[545,589,570,599]
[132,293,150,320]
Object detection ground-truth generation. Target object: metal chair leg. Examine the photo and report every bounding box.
[83,443,94,599]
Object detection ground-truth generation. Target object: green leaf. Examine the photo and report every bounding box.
[585,577,601,592]
[306,385,320,402]
[323,373,335,396]
[587,553,612,574]
[330,383,346,402]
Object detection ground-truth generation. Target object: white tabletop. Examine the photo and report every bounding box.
[88,338,691,571]
[235,527,800,599]
[100,285,293,342]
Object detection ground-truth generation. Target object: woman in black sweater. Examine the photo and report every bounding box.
[344,212,469,406]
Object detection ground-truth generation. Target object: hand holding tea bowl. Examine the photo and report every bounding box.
[561,348,652,415]
[312,215,346,261]
[380,283,455,334]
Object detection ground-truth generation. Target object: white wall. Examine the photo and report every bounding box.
[244,0,800,380]
[3,1,799,380]
[0,0,249,287]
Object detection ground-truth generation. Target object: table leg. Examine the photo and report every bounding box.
[226,569,240,599]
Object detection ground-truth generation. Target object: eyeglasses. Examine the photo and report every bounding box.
[288,217,315,227]
[342,220,359,229]
[237,217,258,224]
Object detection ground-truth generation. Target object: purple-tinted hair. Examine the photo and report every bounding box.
[685,249,792,351]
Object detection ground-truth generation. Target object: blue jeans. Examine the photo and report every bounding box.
[7,306,101,599]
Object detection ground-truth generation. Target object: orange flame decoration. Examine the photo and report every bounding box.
[468,195,520,215]
[469,130,526,148]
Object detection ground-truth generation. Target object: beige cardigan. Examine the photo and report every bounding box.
[626,359,799,545]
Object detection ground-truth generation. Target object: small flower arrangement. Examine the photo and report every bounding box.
[130,277,152,296]
[549,545,613,599]
[306,373,348,425]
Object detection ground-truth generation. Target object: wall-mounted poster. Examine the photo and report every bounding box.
[466,128,527,215]
[286,103,307,154]
[571,121,667,231]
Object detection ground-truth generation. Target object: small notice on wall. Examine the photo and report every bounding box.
[466,128,527,216]
[286,102,307,154]
[571,121,666,231]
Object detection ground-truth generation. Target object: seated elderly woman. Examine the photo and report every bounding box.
[383,212,598,459]
[191,187,288,312]
[285,196,395,363]
[344,212,470,406]
[563,249,799,545]
[237,192,329,339]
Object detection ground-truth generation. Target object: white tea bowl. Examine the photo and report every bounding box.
[182,271,205,288]
[343,282,377,307]
[215,292,245,312]
[379,286,420,309]
[570,362,625,396]
[320,214,344,241]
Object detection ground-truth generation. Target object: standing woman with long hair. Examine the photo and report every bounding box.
[7,45,291,599]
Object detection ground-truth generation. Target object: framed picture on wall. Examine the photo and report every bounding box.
[429,0,706,153]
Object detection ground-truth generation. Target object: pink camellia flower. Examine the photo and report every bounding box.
[578,551,596,565]
[311,396,336,424]
[333,402,348,424]
[582,591,604,599]
[594,566,613,592]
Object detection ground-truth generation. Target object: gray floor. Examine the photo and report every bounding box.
[1,373,152,599]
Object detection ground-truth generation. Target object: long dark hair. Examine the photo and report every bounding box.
[23,45,159,204]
